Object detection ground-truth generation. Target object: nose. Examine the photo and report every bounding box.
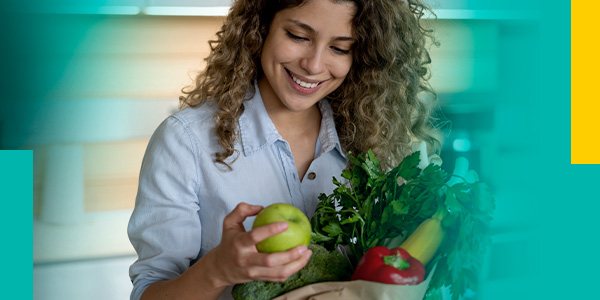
[300,46,326,75]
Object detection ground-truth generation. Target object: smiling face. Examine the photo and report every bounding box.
[258,0,355,114]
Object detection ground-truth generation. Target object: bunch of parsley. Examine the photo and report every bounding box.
[310,150,494,300]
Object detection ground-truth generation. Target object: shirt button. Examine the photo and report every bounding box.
[307,172,316,180]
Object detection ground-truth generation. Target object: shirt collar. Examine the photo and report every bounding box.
[316,99,346,159]
[238,82,345,159]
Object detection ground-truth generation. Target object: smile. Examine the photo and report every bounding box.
[286,69,324,89]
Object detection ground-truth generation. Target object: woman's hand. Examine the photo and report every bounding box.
[209,202,313,287]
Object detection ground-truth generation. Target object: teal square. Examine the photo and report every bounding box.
[0,150,33,297]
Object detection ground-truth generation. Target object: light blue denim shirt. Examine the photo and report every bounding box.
[127,86,347,300]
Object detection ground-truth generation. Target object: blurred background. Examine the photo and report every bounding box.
[3,0,540,299]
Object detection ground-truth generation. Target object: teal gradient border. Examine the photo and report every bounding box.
[535,1,583,299]
[0,151,33,297]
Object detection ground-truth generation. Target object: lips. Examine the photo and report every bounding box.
[285,68,327,90]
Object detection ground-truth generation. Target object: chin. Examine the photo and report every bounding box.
[282,96,320,112]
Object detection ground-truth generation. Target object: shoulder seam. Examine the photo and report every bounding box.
[167,115,205,203]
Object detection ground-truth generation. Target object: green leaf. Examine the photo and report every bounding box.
[421,163,448,185]
[390,199,409,215]
[332,176,341,186]
[367,149,378,165]
[311,231,332,242]
[361,162,379,180]
[445,189,464,215]
[395,151,422,180]
[348,155,362,167]
[441,210,459,228]
[340,214,360,225]
[368,238,379,248]
[384,190,393,203]
[322,223,343,237]
[339,194,356,210]
[424,287,444,300]
[381,208,390,224]
[341,169,353,180]
[455,189,472,204]
[369,221,378,233]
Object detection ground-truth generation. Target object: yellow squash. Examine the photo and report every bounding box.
[400,210,445,266]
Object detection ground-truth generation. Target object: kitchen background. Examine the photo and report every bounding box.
[6,0,542,299]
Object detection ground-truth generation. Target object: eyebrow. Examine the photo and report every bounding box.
[286,19,354,42]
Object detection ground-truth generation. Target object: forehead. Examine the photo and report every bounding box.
[273,0,356,34]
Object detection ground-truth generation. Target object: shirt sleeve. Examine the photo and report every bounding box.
[127,116,202,300]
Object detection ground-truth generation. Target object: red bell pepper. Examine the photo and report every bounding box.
[351,246,425,285]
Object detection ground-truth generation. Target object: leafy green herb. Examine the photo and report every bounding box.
[232,244,352,300]
[310,150,494,300]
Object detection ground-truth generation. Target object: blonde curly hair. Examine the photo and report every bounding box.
[180,0,444,170]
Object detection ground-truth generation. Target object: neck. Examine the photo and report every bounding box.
[258,76,322,137]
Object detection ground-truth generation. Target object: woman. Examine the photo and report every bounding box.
[128,0,443,299]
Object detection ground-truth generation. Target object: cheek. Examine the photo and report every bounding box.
[263,39,299,66]
[261,39,275,67]
[276,43,303,63]
[330,57,353,80]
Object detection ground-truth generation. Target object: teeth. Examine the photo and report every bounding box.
[290,72,319,88]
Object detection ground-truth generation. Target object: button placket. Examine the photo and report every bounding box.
[277,140,304,209]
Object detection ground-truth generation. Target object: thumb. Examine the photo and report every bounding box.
[223,202,263,231]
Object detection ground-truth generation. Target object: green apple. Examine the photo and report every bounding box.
[252,203,312,253]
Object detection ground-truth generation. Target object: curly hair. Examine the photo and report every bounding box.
[180,0,444,170]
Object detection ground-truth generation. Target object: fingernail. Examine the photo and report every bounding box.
[277,222,288,231]
[297,245,307,254]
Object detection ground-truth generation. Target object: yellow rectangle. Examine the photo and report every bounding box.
[572,2,600,164]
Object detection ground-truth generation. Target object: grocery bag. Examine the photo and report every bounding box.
[272,264,435,300]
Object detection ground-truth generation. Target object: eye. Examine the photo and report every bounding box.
[331,46,351,55]
[286,31,307,41]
